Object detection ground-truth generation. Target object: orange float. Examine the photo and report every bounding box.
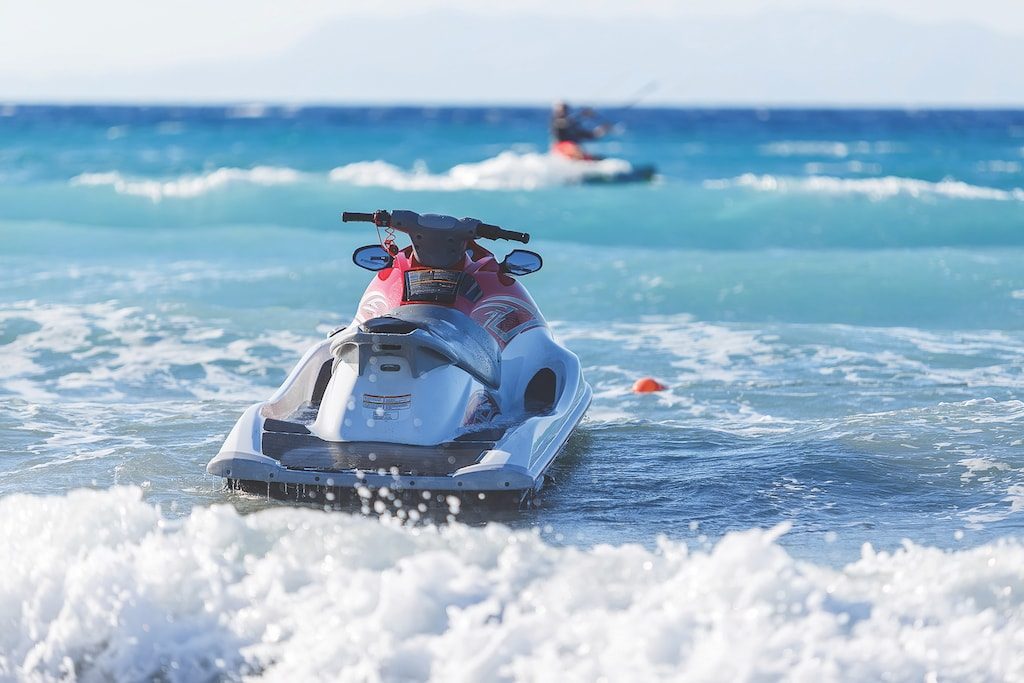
[632,377,666,393]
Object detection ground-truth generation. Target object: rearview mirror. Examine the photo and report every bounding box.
[352,244,394,271]
[500,249,543,276]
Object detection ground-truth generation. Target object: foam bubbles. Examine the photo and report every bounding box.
[70,166,303,201]
[328,151,634,191]
[959,458,1012,483]
[2,487,1023,681]
[0,300,314,401]
[68,152,638,200]
[226,103,269,119]
[760,140,852,157]
[759,140,902,158]
[705,173,1024,202]
[978,160,1023,174]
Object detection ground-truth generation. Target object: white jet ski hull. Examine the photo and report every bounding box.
[208,327,591,504]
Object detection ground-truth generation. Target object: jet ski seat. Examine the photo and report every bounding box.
[332,304,502,388]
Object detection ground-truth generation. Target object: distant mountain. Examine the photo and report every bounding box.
[3,9,1023,105]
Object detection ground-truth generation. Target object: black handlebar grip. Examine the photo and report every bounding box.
[477,223,530,243]
[502,230,530,244]
[341,212,375,223]
[476,223,499,239]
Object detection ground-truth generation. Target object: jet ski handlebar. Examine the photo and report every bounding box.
[341,210,530,244]
[341,211,380,224]
[476,222,530,244]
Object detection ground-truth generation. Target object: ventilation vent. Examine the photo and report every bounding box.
[525,368,557,414]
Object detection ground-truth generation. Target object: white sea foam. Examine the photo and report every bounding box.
[759,140,901,158]
[555,317,792,434]
[879,327,1022,356]
[70,166,303,201]
[959,457,1012,483]
[2,487,1023,682]
[226,103,269,119]
[0,301,316,402]
[329,151,634,191]
[760,141,852,157]
[964,483,1024,526]
[978,160,1023,174]
[558,315,777,386]
[69,152,637,199]
[801,328,1024,390]
[704,173,1024,201]
[557,316,1024,440]
[803,160,882,175]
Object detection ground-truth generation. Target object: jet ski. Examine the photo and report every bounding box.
[550,142,656,184]
[208,209,592,505]
[581,163,656,185]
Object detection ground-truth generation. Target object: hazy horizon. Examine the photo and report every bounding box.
[7,101,1024,111]
[3,2,1024,106]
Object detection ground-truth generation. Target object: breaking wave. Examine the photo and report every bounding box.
[70,167,304,201]
[704,173,1024,201]
[328,151,634,191]
[2,487,1023,682]
[759,140,902,158]
[67,153,639,201]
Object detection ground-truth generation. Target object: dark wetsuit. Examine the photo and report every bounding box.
[551,114,599,143]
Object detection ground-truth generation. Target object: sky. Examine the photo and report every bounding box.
[2,0,1023,105]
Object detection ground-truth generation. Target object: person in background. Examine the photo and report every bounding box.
[550,101,610,160]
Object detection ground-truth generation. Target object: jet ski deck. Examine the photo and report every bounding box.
[262,421,494,476]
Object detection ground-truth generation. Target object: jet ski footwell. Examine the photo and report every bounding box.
[208,372,591,502]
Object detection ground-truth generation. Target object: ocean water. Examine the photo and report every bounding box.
[2,105,1024,680]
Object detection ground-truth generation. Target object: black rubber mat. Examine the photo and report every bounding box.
[263,418,311,434]
[261,431,492,476]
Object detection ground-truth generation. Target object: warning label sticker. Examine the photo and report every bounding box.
[362,393,412,421]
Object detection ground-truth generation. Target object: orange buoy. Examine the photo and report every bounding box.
[632,377,666,393]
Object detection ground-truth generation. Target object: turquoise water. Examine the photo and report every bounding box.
[2,106,1024,679]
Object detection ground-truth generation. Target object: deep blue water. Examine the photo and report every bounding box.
[3,105,1024,554]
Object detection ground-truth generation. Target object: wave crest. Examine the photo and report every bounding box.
[2,487,1024,681]
[328,151,634,191]
[705,173,1024,201]
[70,166,302,201]
[759,140,901,158]
[68,153,639,200]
